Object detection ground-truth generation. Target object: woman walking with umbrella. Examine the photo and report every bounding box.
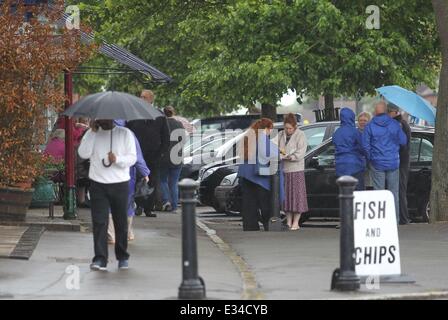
[65,91,162,271]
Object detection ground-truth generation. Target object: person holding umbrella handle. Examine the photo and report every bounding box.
[90,120,118,168]
[79,118,137,271]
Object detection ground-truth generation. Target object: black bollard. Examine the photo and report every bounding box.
[178,179,206,300]
[331,176,360,291]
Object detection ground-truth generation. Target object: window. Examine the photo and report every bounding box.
[419,138,433,162]
[196,138,228,156]
[409,137,421,163]
[201,123,223,132]
[409,136,434,163]
[302,126,327,152]
[317,144,336,167]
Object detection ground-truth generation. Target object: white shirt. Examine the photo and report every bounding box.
[78,127,137,184]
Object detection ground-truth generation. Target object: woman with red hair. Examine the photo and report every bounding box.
[237,118,285,231]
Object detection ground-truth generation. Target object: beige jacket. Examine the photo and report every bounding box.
[278,128,307,173]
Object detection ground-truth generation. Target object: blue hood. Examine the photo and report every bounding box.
[372,113,393,127]
[340,108,356,127]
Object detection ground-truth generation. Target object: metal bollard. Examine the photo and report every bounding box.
[331,176,360,291]
[178,179,206,299]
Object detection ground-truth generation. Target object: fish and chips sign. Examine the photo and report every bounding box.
[353,190,401,277]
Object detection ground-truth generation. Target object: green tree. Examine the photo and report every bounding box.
[178,0,440,115]
[74,0,440,119]
[73,0,230,117]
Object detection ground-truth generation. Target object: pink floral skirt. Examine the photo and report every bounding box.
[283,171,309,213]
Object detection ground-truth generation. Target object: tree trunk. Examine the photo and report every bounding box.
[324,93,334,110]
[247,103,260,115]
[261,103,277,122]
[324,93,336,120]
[430,0,448,222]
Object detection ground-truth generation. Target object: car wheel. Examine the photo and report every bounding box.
[224,210,240,217]
[422,200,430,223]
[299,212,310,226]
[212,201,225,213]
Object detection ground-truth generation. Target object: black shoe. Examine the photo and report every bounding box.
[145,211,157,218]
[90,260,107,271]
[135,207,143,216]
[263,222,269,231]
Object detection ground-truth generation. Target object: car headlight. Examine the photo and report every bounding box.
[202,167,218,180]
[220,173,238,186]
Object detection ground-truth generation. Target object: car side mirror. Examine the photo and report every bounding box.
[309,157,320,169]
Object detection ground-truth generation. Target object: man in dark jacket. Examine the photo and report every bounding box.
[362,101,407,224]
[332,108,366,190]
[388,103,412,225]
[127,90,170,217]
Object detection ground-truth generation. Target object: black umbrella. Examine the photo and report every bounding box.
[62,91,162,120]
[62,91,163,167]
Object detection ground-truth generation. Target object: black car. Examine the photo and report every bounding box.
[198,121,342,210]
[212,125,434,222]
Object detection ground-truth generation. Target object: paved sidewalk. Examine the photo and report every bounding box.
[0,209,242,300]
[1,206,448,300]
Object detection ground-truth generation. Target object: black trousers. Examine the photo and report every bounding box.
[399,165,411,224]
[240,178,271,231]
[90,181,130,263]
[144,158,162,212]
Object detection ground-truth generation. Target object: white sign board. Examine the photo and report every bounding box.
[353,190,401,276]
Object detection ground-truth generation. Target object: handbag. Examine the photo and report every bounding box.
[134,179,154,200]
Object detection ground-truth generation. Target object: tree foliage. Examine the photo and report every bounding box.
[0,0,94,187]
[75,0,440,117]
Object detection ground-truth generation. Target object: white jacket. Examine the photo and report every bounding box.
[78,127,137,184]
[278,128,307,173]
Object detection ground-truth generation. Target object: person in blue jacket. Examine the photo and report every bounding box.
[332,108,366,190]
[362,101,407,223]
[237,118,285,231]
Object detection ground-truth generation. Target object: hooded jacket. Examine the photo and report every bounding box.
[332,108,366,176]
[362,113,407,171]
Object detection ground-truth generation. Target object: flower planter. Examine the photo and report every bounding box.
[0,186,34,222]
[31,179,57,208]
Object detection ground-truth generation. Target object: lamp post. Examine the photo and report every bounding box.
[63,70,77,220]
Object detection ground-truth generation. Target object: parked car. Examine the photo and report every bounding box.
[191,113,302,133]
[180,131,239,180]
[212,125,434,222]
[189,121,286,183]
[198,121,342,210]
